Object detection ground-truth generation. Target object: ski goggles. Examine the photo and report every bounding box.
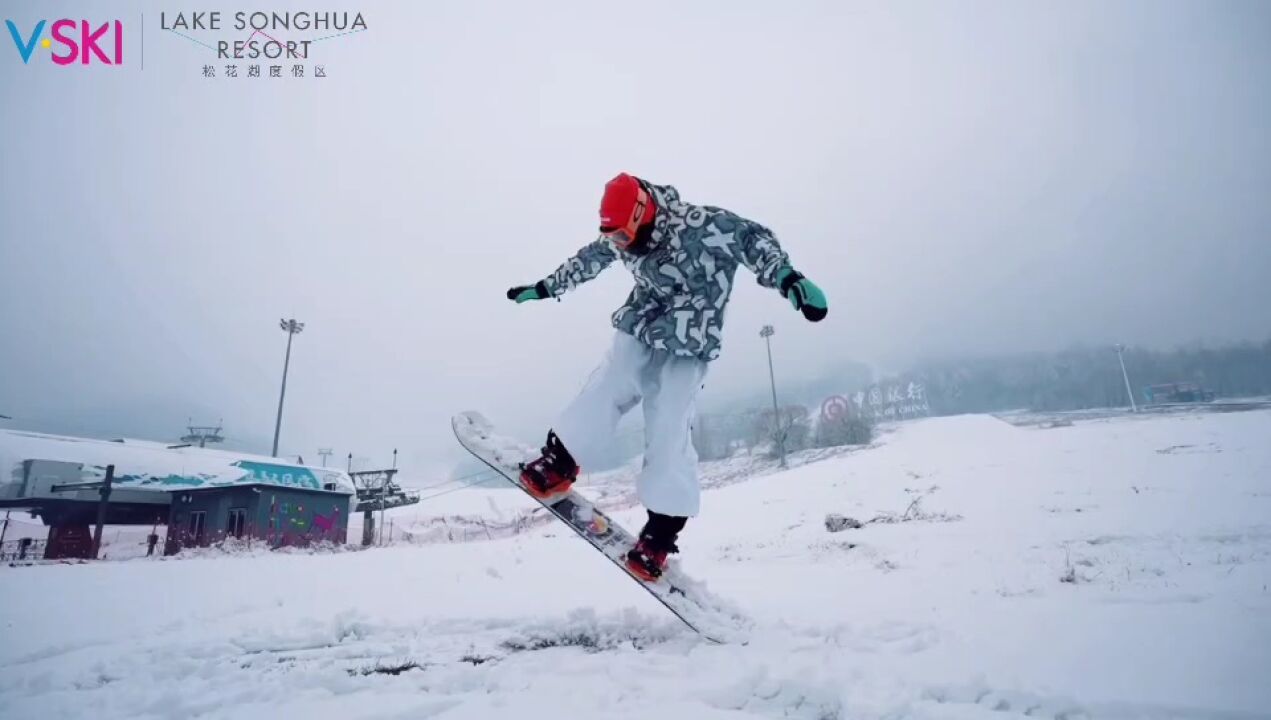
[599,184,652,250]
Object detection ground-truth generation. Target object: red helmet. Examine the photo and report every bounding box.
[599,173,657,250]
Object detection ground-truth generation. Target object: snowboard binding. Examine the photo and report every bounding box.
[625,512,687,581]
[626,537,676,581]
[519,430,579,500]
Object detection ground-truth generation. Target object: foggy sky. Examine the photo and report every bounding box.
[2,0,1269,480]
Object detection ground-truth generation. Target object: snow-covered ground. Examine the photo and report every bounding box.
[2,410,1269,719]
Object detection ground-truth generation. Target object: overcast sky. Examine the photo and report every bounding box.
[2,0,1268,479]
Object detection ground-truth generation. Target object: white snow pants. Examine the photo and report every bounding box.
[553,332,709,518]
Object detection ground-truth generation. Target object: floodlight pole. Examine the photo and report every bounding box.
[1115,343,1138,413]
[760,325,786,468]
[272,318,305,457]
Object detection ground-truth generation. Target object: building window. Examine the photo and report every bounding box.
[227,508,247,539]
[189,511,206,544]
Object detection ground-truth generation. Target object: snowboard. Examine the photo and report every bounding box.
[451,411,748,643]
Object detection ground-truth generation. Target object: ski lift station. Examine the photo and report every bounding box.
[0,429,356,559]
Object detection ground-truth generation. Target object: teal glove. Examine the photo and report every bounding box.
[507,281,549,304]
[777,267,827,322]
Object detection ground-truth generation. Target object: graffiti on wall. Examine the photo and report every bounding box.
[267,495,343,541]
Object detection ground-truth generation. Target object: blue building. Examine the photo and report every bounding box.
[0,430,354,558]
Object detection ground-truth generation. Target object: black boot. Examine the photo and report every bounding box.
[519,430,579,500]
[625,511,687,581]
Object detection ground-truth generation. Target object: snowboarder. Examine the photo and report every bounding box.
[507,173,827,581]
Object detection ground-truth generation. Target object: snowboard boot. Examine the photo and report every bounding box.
[626,511,688,581]
[519,430,579,501]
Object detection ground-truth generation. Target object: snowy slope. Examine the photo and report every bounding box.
[1,411,1269,719]
[354,442,864,545]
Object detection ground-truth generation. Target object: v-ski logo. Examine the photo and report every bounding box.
[5,19,124,65]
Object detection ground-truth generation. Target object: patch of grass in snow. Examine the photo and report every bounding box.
[874,558,898,572]
[499,626,670,654]
[1060,547,1093,585]
[1156,442,1222,455]
[350,659,427,676]
[870,485,964,524]
[500,631,606,653]
[825,485,964,532]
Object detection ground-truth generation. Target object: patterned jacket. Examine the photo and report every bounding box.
[540,182,790,361]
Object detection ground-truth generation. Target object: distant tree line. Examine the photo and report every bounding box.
[683,338,1269,464]
[692,404,873,462]
[902,339,1271,414]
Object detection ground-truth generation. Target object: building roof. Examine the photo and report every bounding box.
[179,482,351,496]
[0,429,356,501]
